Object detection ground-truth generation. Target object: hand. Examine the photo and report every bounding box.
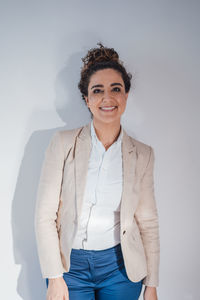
[143,286,158,300]
[46,277,69,300]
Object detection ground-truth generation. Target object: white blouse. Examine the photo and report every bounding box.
[72,120,123,250]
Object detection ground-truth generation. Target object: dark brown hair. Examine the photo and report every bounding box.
[78,42,132,104]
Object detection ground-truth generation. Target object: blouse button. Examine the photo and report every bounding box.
[123,230,126,235]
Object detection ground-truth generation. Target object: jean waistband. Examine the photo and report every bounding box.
[71,243,122,256]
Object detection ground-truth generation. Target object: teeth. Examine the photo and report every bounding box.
[100,106,116,111]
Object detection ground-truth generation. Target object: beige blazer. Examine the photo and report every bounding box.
[34,122,160,287]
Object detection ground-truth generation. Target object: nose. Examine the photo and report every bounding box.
[102,89,113,100]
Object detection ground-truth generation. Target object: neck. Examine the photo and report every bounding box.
[92,118,121,150]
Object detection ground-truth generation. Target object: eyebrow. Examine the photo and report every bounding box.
[91,82,123,90]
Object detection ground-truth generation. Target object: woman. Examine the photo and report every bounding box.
[35,43,160,300]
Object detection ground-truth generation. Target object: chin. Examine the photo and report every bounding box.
[94,115,121,124]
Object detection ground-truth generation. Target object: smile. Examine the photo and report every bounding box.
[99,106,117,111]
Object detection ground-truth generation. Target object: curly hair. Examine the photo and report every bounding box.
[78,42,132,104]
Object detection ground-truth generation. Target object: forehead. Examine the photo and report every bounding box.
[88,68,124,86]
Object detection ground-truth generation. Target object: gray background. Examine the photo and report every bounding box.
[0,0,199,299]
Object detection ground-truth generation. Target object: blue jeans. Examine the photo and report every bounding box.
[46,243,143,300]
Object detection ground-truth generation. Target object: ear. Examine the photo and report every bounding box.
[125,92,129,101]
[84,96,90,107]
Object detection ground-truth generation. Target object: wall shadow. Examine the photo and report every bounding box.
[11,49,91,299]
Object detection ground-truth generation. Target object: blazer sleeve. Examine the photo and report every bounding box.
[134,146,160,287]
[34,131,66,278]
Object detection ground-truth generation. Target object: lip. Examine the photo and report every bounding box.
[99,106,118,112]
[99,106,117,108]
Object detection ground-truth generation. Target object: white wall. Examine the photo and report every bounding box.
[1,0,199,299]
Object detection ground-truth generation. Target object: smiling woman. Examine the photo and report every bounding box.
[35,42,160,300]
[85,68,129,129]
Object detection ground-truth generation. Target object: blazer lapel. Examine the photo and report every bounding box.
[120,129,137,227]
[74,123,92,220]
[74,122,138,228]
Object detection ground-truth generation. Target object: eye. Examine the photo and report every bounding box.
[93,88,103,94]
[112,87,121,92]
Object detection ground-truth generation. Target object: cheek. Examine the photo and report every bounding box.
[87,93,98,104]
[88,101,99,111]
[118,96,127,107]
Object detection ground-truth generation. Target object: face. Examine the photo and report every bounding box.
[85,68,129,125]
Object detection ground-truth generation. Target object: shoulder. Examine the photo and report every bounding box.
[124,135,155,181]
[124,132,155,171]
[55,125,84,147]
[48,126,84,158]
[59,126,83,140]
[127,133,153,156]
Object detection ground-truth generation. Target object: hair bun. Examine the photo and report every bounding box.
[82,42,120,71]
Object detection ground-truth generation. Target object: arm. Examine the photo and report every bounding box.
[34,131,65,278]
[135,146,160,288]
[143,286,158,300]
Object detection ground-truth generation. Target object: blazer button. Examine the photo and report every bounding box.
[123,230,126,235]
